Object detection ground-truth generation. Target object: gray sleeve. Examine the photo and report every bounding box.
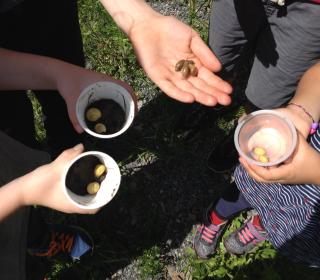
[0,131,50,280]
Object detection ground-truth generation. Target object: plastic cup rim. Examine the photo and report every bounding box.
[234,109,298,167]
[61,150,121,210]
[76,81,135,139]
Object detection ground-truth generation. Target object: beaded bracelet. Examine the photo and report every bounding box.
[288,103,319,134]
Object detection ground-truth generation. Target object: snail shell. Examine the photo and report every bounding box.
[86,107,102,122]
[175,59,185,72]
[87,182,100,194]
[94,123,107,134]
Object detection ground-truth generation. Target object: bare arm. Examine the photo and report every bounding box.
[285,63,320,137]
[0,144,98,221]
[240,63,320,185]
[0,48,135,132]
[100,0,232,107]
[99,0,158,35]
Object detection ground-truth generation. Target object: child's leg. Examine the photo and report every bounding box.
[213,181,252,222]
[26,208,93,261]
[194,182,252,259]
[223,211,267,255]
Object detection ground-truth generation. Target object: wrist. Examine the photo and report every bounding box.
[100,0,161,36]
[286,104,313,137]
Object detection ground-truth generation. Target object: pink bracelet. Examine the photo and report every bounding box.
[288,103,319,134]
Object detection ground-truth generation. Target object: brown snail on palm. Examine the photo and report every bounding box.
[175,59,198,79]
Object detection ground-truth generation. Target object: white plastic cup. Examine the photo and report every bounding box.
[62,151,121,210]
[234,110,297,167]
[76,81,136,138]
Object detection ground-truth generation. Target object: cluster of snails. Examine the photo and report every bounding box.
[85,99,125,135]
[66,155,107,196]
[175,59,198,79]
[86,163,107,194]
[252,147,269,163]
[85,107,106,134]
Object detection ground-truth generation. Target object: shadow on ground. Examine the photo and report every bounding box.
[42,94,232,279]
[38,94,320,280]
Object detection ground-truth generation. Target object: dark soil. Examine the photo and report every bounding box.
[65,155,105,196]
[85,99,125,134]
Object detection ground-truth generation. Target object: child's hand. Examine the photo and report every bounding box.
[21,144,100,214]
[55,66,136,133]
[274,107,312,138]
[239,132,320,185]
[128,14,232,106]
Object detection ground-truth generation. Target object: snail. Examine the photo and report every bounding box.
[85,107,102,122]
[253,147,266,156]
[258,155,269,163]
[175,59,198,79]
[94,164,107,178]
[94,123,107,134]
[86,182,100,195]
[175,59,185,71]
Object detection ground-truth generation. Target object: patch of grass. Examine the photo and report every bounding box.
[27,90,46,142]
[78,0,148,98]
[183,214,320,280]
[42,1,320,280]
[137,246,166,280]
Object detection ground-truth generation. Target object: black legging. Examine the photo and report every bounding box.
[0,0,85,156]
[26,208,50,250]
[214,181,252,220]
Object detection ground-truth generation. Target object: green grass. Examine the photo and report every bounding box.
[137,246,165,280]
[40,1,320,279]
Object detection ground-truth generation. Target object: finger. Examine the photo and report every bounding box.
[199,67,233,95]
[154,76,196,103]
[171,77,218,106]
[190,34,221,72]
[56,143,84,162]
[188,77,221,106]
[188,75,232,106]
[76,207,100,215]
[240,157,287,183]
[239,157,269,183]
[67,106,84,133]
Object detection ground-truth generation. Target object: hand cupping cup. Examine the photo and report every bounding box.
[76,81,137,139]
[62,151,121,210]
[234,110,297,167]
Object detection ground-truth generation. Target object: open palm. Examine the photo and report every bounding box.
[129,15,233,106]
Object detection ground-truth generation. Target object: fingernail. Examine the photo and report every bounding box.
[73,143,83,151]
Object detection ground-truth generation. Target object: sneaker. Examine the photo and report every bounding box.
[28,224,94,261]
[194,213,228,259]
[207,125,239,173]
[223,214,266,255]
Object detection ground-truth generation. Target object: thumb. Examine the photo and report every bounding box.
[190,34,221,72]
[56,143,84,163]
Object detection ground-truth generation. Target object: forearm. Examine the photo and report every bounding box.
[99,0,160,36]
[0,177,25,221]
[287,63,320,135]
[0,48,73,91]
